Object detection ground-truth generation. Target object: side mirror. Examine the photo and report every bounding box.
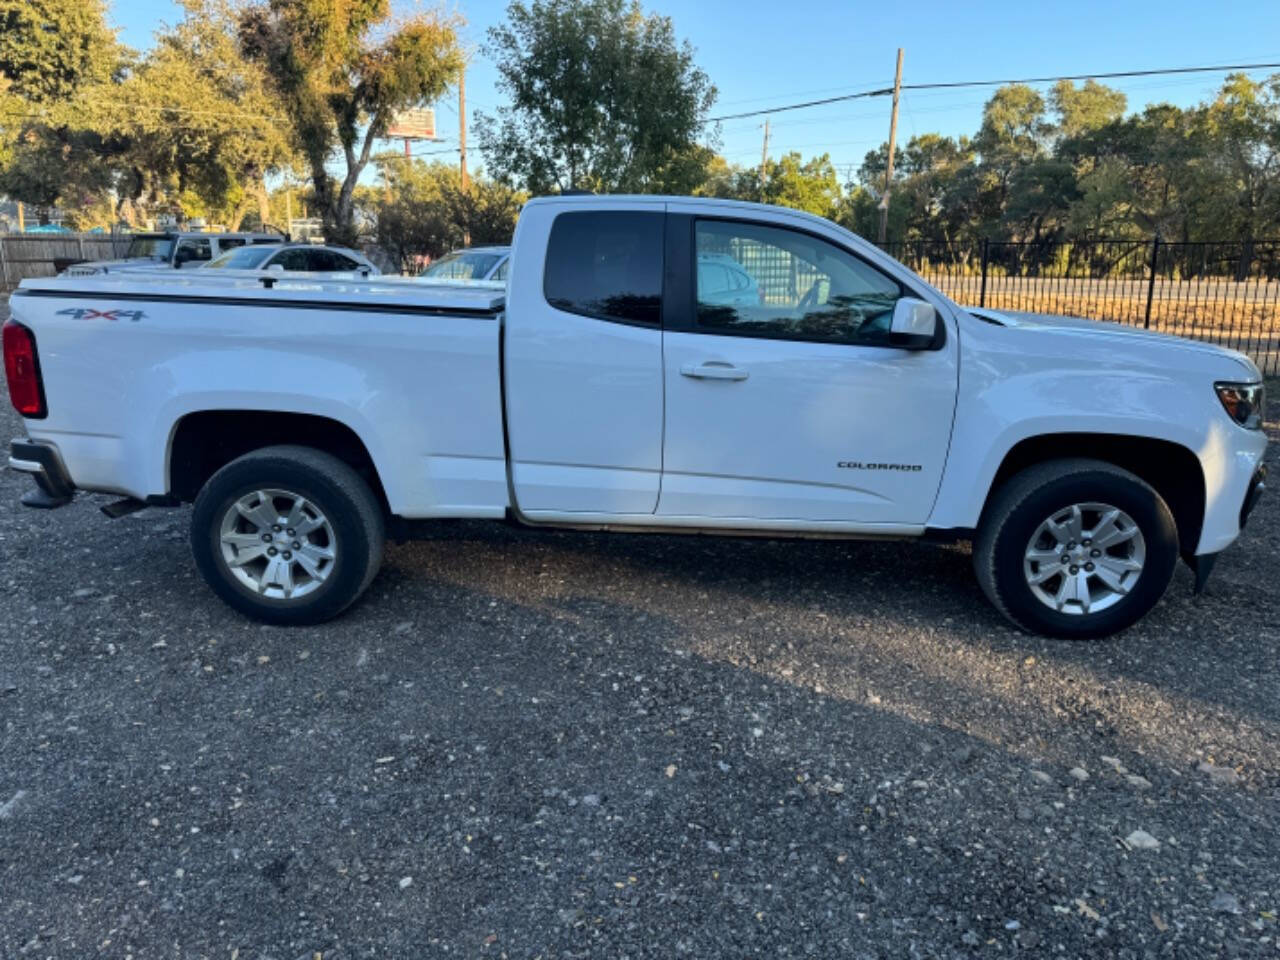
[266,263,285,273]
[889,297,938,349]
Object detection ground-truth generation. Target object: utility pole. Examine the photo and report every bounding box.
[877,47,904,245]
[459,68,469,192]
[759,117,771,192]
[16,201,24,233]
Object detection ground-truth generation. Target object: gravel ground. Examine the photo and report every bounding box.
[1,362,1278,958]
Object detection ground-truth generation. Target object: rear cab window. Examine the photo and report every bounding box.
[543,211,663,326]
[174,237,212,265]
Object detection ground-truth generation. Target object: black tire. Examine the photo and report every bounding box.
[191,445,385,625]
[973,458,1179,639]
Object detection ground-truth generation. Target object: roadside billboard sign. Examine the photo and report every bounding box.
[387,108,437,141]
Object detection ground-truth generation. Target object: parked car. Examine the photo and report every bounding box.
[5,195,1267,638]
[696,252,761,306]
[62,231,283,276]
[419,246,510,282]
[204,243,380,277]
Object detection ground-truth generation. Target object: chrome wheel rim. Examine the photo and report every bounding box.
[218,489,336,600]
[1023,502,1145,616]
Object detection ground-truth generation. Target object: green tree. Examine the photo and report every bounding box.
[374,158,525,271]
[1050,79,1127,140]
[0,0,119,103]
[0,0,127,220]
[239,0,463,243]
[760,152,842,218]
[1193,74,1280,241]
[475,0,717,194]
[107,0,295,228]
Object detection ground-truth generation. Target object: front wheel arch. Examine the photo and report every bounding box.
[981,433,1204,562]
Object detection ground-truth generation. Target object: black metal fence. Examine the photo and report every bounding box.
[881,238,1280,376]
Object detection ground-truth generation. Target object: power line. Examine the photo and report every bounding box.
[705,61,1280,123]
[899,61,1280,94]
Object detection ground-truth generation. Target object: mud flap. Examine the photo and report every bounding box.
[1190,552,1219,595]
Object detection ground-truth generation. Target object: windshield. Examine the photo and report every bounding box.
[207,246,278,270]
[421,251,504,280]
[126,236,175,259]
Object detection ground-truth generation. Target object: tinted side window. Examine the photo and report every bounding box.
[694,220,903,346]
[175,238,212,264]
[272,249,311,271]
[219,237,247,252]
[544,211,663,326]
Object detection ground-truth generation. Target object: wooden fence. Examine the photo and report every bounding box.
[0,234,132,291]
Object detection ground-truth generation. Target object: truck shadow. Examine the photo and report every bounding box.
[385,513,1280,785]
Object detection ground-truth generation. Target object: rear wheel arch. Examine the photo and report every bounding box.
[167,409,389,513]
[981,433,1205,559]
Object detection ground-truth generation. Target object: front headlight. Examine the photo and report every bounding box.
[1215,381,1265,430]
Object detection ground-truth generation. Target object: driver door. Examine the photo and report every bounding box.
[659,212,959,526]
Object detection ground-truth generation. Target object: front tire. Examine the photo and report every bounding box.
[974,458,1179,639]
[191,445,385,625]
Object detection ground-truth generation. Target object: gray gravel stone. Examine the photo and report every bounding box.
[0,790,30,820]
[1210,892,1242,914]
[1197,761,1241,785]
[1125,830,1160,850]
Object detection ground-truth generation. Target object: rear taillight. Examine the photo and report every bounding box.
[3,319,47,418]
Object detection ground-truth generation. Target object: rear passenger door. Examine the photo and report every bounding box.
[504,203,666,516]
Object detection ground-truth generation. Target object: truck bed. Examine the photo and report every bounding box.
[10,273,510,518]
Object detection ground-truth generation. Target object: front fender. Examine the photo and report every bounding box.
[931,319,1262,554]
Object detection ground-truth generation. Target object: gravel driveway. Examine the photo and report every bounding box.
[1,363,1278,958]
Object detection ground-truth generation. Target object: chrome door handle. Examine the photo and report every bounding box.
[680,361,749,381]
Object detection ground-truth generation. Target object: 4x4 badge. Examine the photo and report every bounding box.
[56,307,146,322]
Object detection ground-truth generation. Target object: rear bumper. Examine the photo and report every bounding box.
[8,437,74,507]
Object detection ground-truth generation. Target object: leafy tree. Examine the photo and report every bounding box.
[108,0,294,228]
[0,0,127,220]
[760,152,842,218]
[374,158,525,271]
[0,0,119,103]
[475,0,717,194]
[239,0,463,243]
[1050,79,1127,140]
[1193,74,1280,242]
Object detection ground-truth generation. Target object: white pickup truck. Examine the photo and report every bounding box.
[4,195,1268,638]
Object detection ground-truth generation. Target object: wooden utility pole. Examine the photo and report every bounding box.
[16,201,24,233]
[759,117,771,191]
[877,47,904,245]
[459,68,469,191]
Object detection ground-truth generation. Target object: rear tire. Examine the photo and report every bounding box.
[191,445,384,625]
[974,458,1178,639]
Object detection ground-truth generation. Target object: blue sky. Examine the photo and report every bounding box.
[109,0,1280,182]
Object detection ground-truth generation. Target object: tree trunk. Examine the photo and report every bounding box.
[258,178,271,230]
[226,190,257,231]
